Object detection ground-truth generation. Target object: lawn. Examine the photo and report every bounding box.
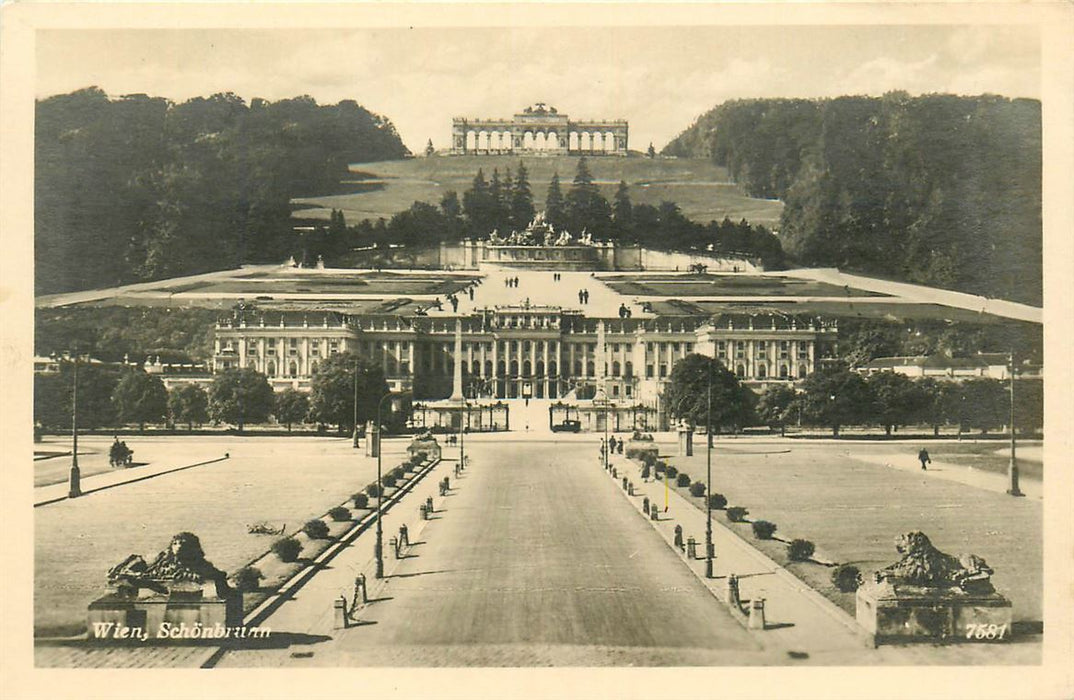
[601,274,888,298]
[663,439,1042,623]
[291,155,784,226]
[33,434,417,636]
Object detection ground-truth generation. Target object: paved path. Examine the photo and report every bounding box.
[217,440,779,667]
[428,264,648,320]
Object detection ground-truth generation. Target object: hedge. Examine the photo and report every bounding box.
[751,520,777,540]
[788,539,816,561]
[726,506,749,522]
[303,519,331,539]
[271,538,302,562]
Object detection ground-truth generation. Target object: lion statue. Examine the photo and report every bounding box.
[107,532,230,598]
[874,531,994,593]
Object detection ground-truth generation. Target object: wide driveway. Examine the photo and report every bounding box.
[263,439,775,666]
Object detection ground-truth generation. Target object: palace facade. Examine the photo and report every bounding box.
[213,302,838,431]
[451,103,628,156]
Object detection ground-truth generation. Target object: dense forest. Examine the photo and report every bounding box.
[35,88,408,295]
[302,158,786,269]
[663,94,1042,304]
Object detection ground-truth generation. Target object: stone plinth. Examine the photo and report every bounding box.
[87,588,242,643]
[856,580,1013,646]
[678,428,694,456]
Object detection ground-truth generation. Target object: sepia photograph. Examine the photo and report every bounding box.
[2,2,1072,698]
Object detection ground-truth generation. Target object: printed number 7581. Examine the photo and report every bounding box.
[965,623,1008,640]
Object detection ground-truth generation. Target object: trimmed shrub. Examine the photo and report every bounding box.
[230,566,263,592]
[351,492,369,509]
[382,474,398,489]
[676,473,691,488]
[328,506,351,522]
[653,461,666,474]
[788,539,816,561]
[689,481,706,498]
[831,564,862,593]
[708,493,728,510]
[665,465,678,479]
[303,519,330,539]
[726,506,749,522]
[641,464,651,480]
[271,538,302,563]
[366,483,382,498]
[751,520,777,540]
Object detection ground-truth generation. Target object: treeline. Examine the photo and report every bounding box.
[663,94,1041,304]
[303,158,785,268]
[35,306,219,363]
[36,88,408,295]
[34,355,396,435]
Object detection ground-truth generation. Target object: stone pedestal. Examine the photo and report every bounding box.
[856,580,1013,646]
[87,588,242,642]
[365,421,380,458]
[678,428,694,457]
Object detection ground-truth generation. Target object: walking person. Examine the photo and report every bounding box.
[918,447,931,471]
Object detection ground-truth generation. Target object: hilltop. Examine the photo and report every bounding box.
[291,155,783,226]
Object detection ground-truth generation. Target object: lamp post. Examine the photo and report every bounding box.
[352,357,360,448]
[68,356,82,498]
[705,365,714,578]
[375,389,411,578]
[1007,350,1024,497]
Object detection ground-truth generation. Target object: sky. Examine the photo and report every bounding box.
[36,24,1040,153]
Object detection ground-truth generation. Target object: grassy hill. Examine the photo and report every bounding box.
[292,154,783,226]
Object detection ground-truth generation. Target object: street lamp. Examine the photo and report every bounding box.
[1007,350,1024,497]
[374,389,411,578]
[68,356,82,498]
[705,365,714,578]
[352,357,360,448]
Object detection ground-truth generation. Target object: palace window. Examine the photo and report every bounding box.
[612,361,621,376]
[757,341,767,359]
[736,364,745,378]
[780,365,789,379]
[659,364,668,378]
[646,364,654,378]
[625,385,632,397]
[685,343,693,353]
[612,385,620,397]
[624,361,633,377]
[401,361,410,375]
[758,364,767,378]
[717,341,726,359]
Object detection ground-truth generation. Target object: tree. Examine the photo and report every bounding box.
[112,369,168,431]
[209,368,274,431]
[274,388,310,432]
[756,384,798,436]
[960,378,1008,434]
[663,354,756,435]
[798,366,874,436]
[612,180,633,233]
[510,161,535,229]
[168,383,208,431]
[866,371,930,436]
[565,156,611,237]
[647,142,656,158]
[544,172,567,230]
[425,139,435,156]
[462,168,498,235]
[308,353,389,433]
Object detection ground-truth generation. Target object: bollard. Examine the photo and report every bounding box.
[612,467,618,479]
[748,598,766,630]
[426,496,434,513]
[628,482,635,496]
[674,525,684,550]
[334,596,349,629]
[444,476,450,490]
[650,502,659,520]
[390,536,399,559]
[687,537,697,559]
[724,574,741,607]
[419,503,428,520]
[622,477,628,490]
[643,496,650,513]
[355,574,367,605]
[399,523,409,547]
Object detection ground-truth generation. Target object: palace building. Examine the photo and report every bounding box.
[452,103,628,156]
